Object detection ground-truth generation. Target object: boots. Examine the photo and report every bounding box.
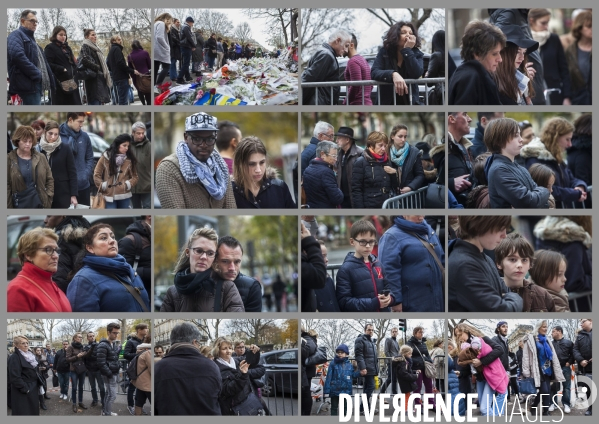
[135,406,143,416]
[39,395,47,410]
[44,392,51,399]
[78,402,88,410]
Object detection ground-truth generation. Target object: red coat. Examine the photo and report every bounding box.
[7,262,72,312]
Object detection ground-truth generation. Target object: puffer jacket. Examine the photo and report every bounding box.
[96,339,122,378]
[215,358,254,415]
[407,336,432,372]
[522,333,565,387]
[83,340,101,372]
[573,330,592,373]
[303,158,343,208]
[302,43,340,105]
[354,333,378,375]
[233,273,262,312]
[7,149,54,208]
[395,356,418,393]
[66,342,90,373]
[324,356,360,396]
[392,145,426,191]
[53,217,90,293]
[484,153,549,208]
[7,26,54,95]
[520,138,587,207]
[378,216,444,312]
[301,332,317,388]
[551,337,574,368]
[351,149,396,208]
[314,275,340,312]
[93,152,138,202]
[516,279,556,312]
[335,253,389,312]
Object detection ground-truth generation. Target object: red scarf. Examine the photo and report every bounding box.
[368,148,388,163]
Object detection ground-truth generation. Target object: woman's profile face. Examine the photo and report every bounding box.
[247,152,266,184]
[118,142,130,154]
[531,16,550,32]
[219,343,233,360]
[538,322,548,335]
[557,132,573,151]
[57,30,67,43]
[87,31,97,43]
[392,129,408,149]
[476,42,503,73]
[27,236,60,273]
[86,227,118,258]
[187,236,217,273]
[521,127,535,145]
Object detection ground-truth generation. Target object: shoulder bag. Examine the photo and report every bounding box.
[305,346,328,366]
[231,391,265,416]
[518,377,536,394]
[130,58,151,94]
[76,60,96,81]
[91,192,105,209]
[412,343,436,379]
[425,182,445,208]
[12,164,43,208]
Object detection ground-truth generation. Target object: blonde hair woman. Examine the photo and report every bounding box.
[8,336,43,415]
[154,13,172,88]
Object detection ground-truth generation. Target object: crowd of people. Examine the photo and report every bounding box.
[155,112,295,209]
[449,320,592,417]
[448,112,591,209]
[8,323,152,416]
[154,322,270,415]
[300,121,443,209]
[7,216,152,312]
[8,115,152,209]
[449,9,592,105]
[448,215,592,312]
[8,9,151,105]
[301,216,444,313]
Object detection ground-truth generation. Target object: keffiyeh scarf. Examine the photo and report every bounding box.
[176,141,228,201]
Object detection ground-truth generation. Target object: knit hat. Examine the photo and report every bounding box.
[415,141,431,160]
[335,344,349,355]
[186,17,195,23]
[470,337,481,350]
[495,321,508,334]
[185,112,218,132]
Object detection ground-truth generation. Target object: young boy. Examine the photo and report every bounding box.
[323,344,361,416]
[335,220,392,312]
[494,233,556,312]
[448,216,523,312]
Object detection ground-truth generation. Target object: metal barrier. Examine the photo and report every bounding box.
[569,291,592,312]
[302,78,445,105]
[326,264,341,281]
[558,185,592,209]
[261,369,296,416]
[382,186,428,209]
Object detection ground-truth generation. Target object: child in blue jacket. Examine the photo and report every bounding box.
[324,344,361,416]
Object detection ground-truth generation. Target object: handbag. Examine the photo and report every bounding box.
[76,61,96,81]
[518,377,537,394]
[305,346,328,366]
[231,392,264,416]
[425,182,445,208]
[412,344,436,379]
[12,165,43,208]
[91,192,105,209]
[73,359,87,374]
[52,374,59,388]
[130,58,151,94]
[60,78,78,92]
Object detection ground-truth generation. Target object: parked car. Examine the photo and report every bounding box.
[259,348,298,396]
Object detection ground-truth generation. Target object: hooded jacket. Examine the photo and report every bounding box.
[324,356,360,396]
[448,239,523,312]
[449,60,502,105]
[335,253,389,312]
[354,333,378,375]
[520,138,587,207]
[378,217,444,312]
[58,123,94,191]
[522,333,565,387]
[93,151,138,202]
[351,149,396,209]
[52,217,90,293]
[7,149,54,208]
[304,158,343,208]
[484,153,550,208]
[118,220,151,293]
[302,43,340,105]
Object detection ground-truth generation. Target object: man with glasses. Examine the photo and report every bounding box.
[354,323,380,415]
[303,140,344,208]
[573,319,593,416]
[156,112,236,208]
[97,322,123,416]
[7,9,55,105]
[300,121,335,178]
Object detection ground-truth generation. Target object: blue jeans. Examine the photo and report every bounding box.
[113,79,130,105]
[477,380,506,416]
[170,58,179,80]
[19,82,42,105]
[105,198,131,209]
[131,193,151,209]
[551,366,572,407]
[70,371,86,403]
[57,371,69,396]
[208,55,215,69]
[360,375,375,411]
[177,47,192,81]
[88,370,106,404]
[102,375,118,415]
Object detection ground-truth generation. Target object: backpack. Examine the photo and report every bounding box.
[126,351,147,381]
[305,346,328,366]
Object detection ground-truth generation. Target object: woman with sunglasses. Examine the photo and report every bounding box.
[160,227,244,312]
[7,227,72,312]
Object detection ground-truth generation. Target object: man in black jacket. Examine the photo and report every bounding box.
[335,126,363,208]
[155,322,222,415]
[106,35,133,105]
[123,323,148,415]
[573,319,592,416]
[355,323,379,414]
[84,331,105,408]
[300,223,326,312]
[176,17,196,84]
[550,326,574,414]
[53,340,71,400]
[301,328,317,416]
[447,112,473,205]
[213,236,262,312]
[118,217,151,294]
[168,18,181,81]
[96,322,122,416]
[205,33,218,70]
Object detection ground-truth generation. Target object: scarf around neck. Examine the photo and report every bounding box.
[176,141,228,201]
[531,29,551,47]
[115,153,127,167]
[217,356,236,369]
[390,143,410,167]
[36,45,51,100]
[82,254,134,280]
[19,349,38,367]
[82,38,112,88]
[536,334,554,375]
[368,148,388,163]
[39,136,62,159]
[174,269,214,296]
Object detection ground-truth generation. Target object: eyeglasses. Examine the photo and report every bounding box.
[38,247,61,255]
[25,19,39,24]
[325,153,338,159]
[188,135,216,146]
[191,247,216,258]
[319,132,334,140]
[354,239,377,247]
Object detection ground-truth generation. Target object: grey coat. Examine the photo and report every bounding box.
[154,21,170,64]
[522,333,565,387]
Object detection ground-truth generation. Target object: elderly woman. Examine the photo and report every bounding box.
[33,347,50,409]
[565,11,592,105]
[385,125,425,195]
[39,120,78,208]
[44,25,82,105]
[232,136,296,209]
[302,140,344,208]
[213,337,265,415]
[522,320,565,416]
[520,117,588,208]
[7,227,72,312]
[79,28,112,105]
[160,227,244,312]
[8,125,54,209]
[66,223,150,312]
[351,131,397,208]
[378,216,444,312]
[66,333,91,413]
[93,133,138,209]
[8,336,43,415]
[132,335,152,415]
[449,21,506,105]
[371,21,424,105]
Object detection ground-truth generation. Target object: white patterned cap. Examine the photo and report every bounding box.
[185,112,218,132]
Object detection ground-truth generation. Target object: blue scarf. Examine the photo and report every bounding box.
[82,254,135,281]
[334,355,347,364]
[390,143,410,167]
[176,141,227,201]
[536,334,554,376]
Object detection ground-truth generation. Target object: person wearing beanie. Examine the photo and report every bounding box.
[323,344,360,416]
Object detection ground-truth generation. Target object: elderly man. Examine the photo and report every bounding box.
[335,126,363,208]
[7,9,55,105]
[130,122,152,208]
[303,141,344,208]
[300,121,335,178]
[155,322,222,415]
[302,29,351,105]
[156,112,236,208]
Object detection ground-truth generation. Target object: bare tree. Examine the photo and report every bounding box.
[56,319,99,338]
[233,22,252,45]
[7,9,23,33]
[156,9,192,23]
[36,8,75,41]
[12,319,64,345]
[310,320,355,358]
[300,9,355,65]
[345,319,392,353]
[182,319,222,341]
[194,10,234,38]
[76,9,105,36]
[246,8,292,46]
[225,319,275,344]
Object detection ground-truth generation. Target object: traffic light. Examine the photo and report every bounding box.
[397,319,406,331]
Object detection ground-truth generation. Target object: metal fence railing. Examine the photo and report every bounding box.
[261,369,296,416]
[382,186,428,209]
[301,78,445,105]
[558,185,592,209]
[569,291,592,312]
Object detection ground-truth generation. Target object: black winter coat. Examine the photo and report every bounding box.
[371,46,424,105]
[233,273,263,312]
[168,27,181,60]
[53,348,70,373]
[301,332,317,388]
[79,44,111,104]
[96,339,121,377]
[53,216,90,293]
[118,220,151,294]
[205,37,217,58]
[123,336,143,362]
[540,33,572,104]
[314,275,340,312]
[155,344,222,415]
[447,136,473,202]
[395,356,418,393]
[449,60,502,105]
[215,358,254,415]
[336,143,364,208]
[44,41,77,82]
[567,134,592,186]
[301,43,340,105]
[469,123,487,161]
[232,178,296,209]
[491,335,510,371]
[41,142,78,208]
[180,25,197,50]
[300,236,326,312]
[536,237,592,295]
[84,341,101,372]
[427,51,444,78]
[448,239,523,312]
[304,159,343,208]
[192,33,205,62]
[354,334,378,375]
[552,337,574,367]
[106,43,132,82]
[8,352,41,415]
[407,336,432,372]
[573,330,592,373]
[351,150,396,208]
[392,145,426,191]
[335,253,389,312]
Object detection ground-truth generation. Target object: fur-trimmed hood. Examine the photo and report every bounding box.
[430,143,445,158]
[61,224,88,244]
[534,216,592,248]
[519,137,556,162]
